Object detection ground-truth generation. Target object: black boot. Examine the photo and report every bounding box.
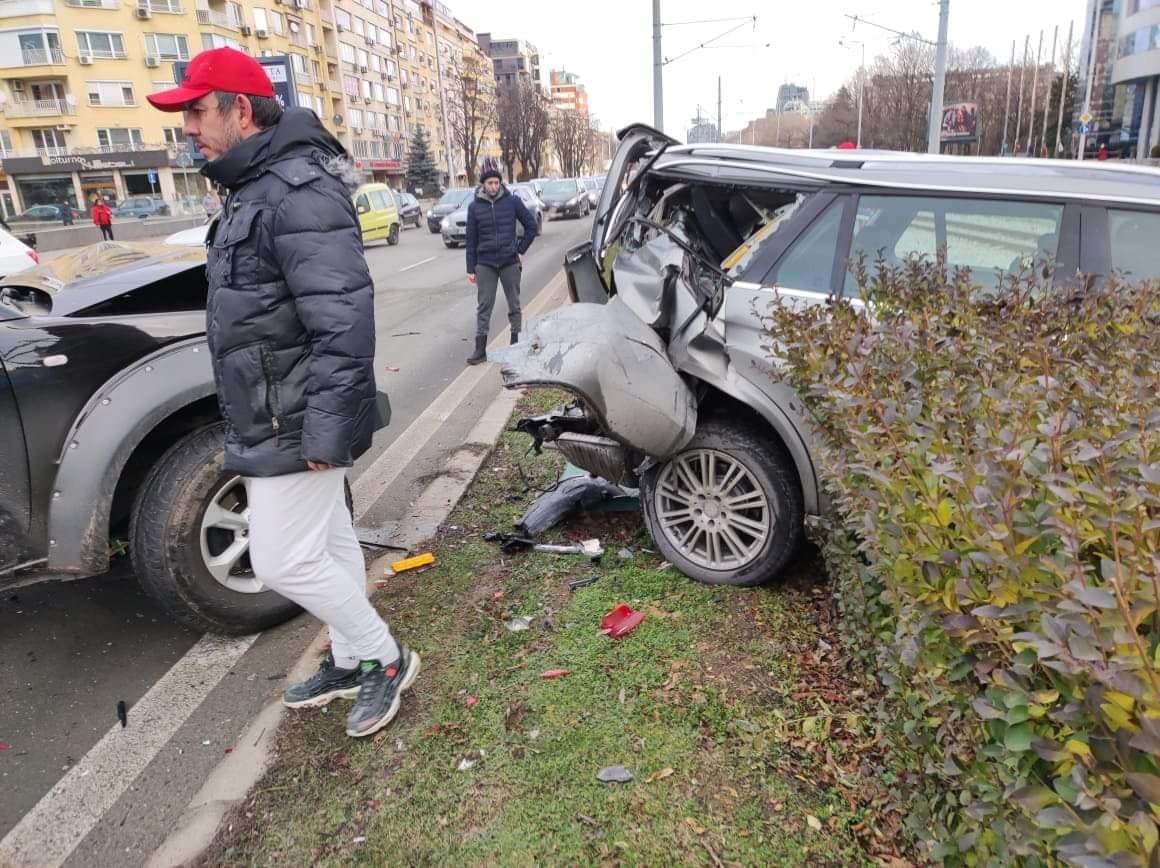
[466,335,487,366]
[510,330,519,345]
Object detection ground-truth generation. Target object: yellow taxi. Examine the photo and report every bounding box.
[354,183,401,246]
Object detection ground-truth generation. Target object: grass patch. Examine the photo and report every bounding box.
[203,392,910,867]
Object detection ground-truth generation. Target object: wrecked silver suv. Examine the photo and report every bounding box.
[495,124,1160,587]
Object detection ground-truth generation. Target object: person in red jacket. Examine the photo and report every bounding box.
[91,200,114,241]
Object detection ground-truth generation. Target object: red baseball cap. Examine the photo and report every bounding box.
[148,47,274,112]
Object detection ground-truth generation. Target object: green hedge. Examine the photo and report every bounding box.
[762,256,1160,865]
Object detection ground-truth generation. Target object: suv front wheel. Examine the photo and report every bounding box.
[130,423,302,634]
[640,418,803,587]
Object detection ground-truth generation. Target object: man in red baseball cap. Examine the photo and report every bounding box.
[149,48,419,739]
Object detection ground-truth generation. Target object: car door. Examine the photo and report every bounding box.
[565,124,678,304]
[0,351,32,570]
[355,191,378,239]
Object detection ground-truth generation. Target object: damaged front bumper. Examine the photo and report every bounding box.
[491,297,697,484]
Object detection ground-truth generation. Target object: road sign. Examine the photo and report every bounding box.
[1079,111,1093,125]
[1078,122,1091,135]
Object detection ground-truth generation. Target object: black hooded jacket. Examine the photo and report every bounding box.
[202,108,381,477]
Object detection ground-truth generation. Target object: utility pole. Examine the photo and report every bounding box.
[717,76,722,144]
[652,0,663,131]
[1039,25,1058,157]
[1055,20,1074,156]
[808,75,816,148]
[1014,35,1030,154]
[1025,30,1043,156]
[926,0,950,154]
[1001,40,1015,155]
[1078,3,1100,160]
[857,43,865,148]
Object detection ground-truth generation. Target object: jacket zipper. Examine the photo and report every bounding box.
[259,345,282,434]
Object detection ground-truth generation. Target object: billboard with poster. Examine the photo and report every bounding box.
[940,102,979,144]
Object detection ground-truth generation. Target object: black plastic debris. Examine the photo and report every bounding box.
[516,476,626,536]
[116,700,127,728]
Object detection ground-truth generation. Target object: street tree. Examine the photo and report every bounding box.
[551,109,591,177]
[447,52,497,185]
[405,126,442,195]
[497,78,551,181]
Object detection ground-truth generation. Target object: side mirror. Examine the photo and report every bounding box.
[356,203,369,214]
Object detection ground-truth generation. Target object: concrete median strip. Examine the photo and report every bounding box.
[143,269,569,868]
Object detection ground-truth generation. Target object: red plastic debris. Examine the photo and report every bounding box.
[224,747,234,754]
[464,695,478,708]
[600,604,646,639]
[0,742,9,751]
[540,669,571,680]
[385,366,401,373]
[493,591,504,601]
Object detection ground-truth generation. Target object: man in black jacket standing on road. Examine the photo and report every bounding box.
[464,163,538,365]
[149,47,418,739]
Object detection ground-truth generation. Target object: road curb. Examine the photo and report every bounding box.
[145,273,566,868]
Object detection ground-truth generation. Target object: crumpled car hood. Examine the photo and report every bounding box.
[492,297,697,458]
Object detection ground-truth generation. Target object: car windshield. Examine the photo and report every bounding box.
[542,181,579,198]
[439,189,473,206]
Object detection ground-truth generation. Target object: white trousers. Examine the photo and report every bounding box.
[247,468,397,669]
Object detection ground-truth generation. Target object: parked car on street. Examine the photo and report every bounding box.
[540,178,591,220]
[354,182,401,245]
[14,204,84,223]
[582,175,605,208]
[0,240,384,634]
[112,196,171,219]
[427,188,474,233]
[0,228,39,279]
[497,124,1160,589]
[392,190,423,229]
[442,185,544,249]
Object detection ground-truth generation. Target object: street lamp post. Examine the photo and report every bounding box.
[840,38,866,148]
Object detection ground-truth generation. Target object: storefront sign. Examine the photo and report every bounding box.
[1,150,169,175]
[364,160,404,172]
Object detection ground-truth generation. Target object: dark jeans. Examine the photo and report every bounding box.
[475,262,521,337]
[99,224,114,241]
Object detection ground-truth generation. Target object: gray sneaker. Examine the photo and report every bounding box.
[282,652,361,708]
[346,646,421,738]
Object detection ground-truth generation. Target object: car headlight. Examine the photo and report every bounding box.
[441,216,451,230]
[566,197,579,206]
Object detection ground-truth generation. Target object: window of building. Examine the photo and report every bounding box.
[353,16,365,36]
[370,54,381,72]
[386,86,400,105]
[352,139,368,157]
[357,48,369,67]
[144,0,183,13]
[76,31,127,59]
[344,74,359,96]
[373,81,384,101]
[290,52,309,78]
[0,130,13,156]
[271,11,284,34]
[202,33,242,50]
[297,89,312,107]
[375,0,388,14]
[30,127,67,153]
[379,28,391,48]
[386,59,396,76]
[349,108,363,127]
[341,42,356,64]
[144,33,190,60]
[307,23,316,43]
[312,59,321,79]
[162,127,185,144]
[86,80,135,107]
[226,1,244,27]
[253,8,269,32]
[335,7,351,28]
[361,79,372,99]
[314,95,324,116]
[96,128,144,150]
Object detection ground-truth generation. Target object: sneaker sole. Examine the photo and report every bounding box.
[282,684,361,709]
[346,651,422,738]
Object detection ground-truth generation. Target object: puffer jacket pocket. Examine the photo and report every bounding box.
[218,342,277,447]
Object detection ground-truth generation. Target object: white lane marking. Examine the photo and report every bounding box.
[398,256,436,273]
[0,267,569,868]
[0,634,257,868]
[350,269,566,517]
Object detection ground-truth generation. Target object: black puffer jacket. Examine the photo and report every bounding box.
[465,185,538,274]
[202,108,381,477]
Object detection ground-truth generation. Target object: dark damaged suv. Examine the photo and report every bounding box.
[0,242,302,634]
[497,124,1160,588]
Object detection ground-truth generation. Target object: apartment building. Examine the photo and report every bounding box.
[549,68,587,115]
[476,32,540,90]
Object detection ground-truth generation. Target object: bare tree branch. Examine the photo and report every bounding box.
[447,52,497,185]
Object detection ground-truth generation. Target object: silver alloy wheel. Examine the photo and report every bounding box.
[199,475,264,594]
[653,448,772,571]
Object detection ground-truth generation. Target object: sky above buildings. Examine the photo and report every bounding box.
[448,0,1087,136]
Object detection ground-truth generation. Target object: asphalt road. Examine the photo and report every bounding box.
[0,213,590,863]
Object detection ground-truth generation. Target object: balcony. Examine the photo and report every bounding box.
[19,47,65,66]
[4,96,76,118]
[195,7,241,30]
[0,0,55,16]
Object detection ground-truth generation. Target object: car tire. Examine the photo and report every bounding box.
[429,224,440,234]
[129,423,302,635]
[444,240,456,248]
[414,213,423,228]
[388,223,400,246]
[640,417,804,587]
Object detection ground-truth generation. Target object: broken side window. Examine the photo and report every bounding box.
[722,193,804,278]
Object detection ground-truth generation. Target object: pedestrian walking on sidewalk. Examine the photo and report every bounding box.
[92,200,114,241]
[464,160,538,365]
[149,47,419,739]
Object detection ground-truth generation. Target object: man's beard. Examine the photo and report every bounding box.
[221,119,244,153]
